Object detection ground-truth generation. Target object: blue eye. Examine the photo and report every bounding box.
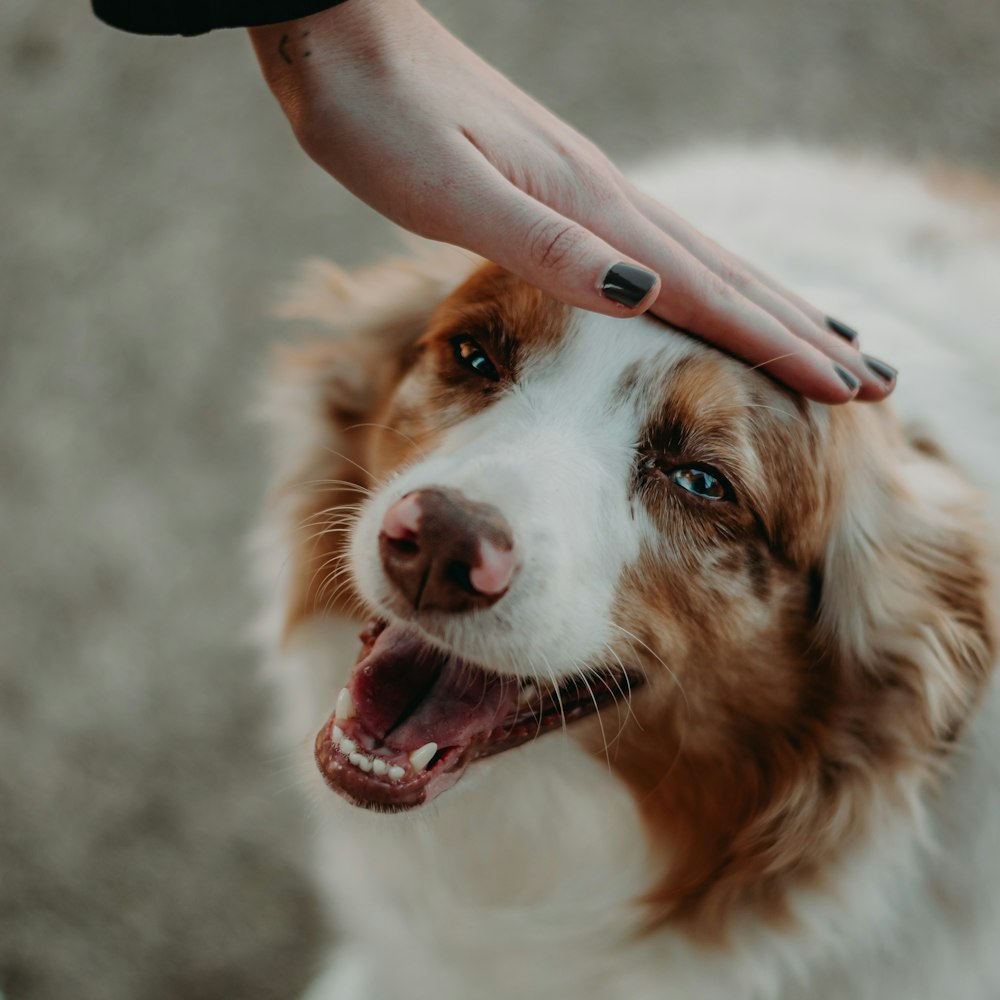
[452,336,500,382]
[669,466,728,501]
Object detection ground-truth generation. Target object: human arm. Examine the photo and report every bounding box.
[248,0,894,403]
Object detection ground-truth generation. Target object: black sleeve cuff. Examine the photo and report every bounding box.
[92,0,350,37]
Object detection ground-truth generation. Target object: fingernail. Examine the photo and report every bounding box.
[827,317,859,343]
[833,364,860,393]
[863,355,897,385]
[600,263,658,308]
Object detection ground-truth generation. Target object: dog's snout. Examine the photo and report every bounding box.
[379,488,517,613]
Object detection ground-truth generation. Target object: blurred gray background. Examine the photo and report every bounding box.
[1,1,998,998]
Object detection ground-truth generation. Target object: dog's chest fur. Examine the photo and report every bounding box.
[259,149,1000,1000]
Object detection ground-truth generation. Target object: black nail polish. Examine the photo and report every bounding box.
[833,364,860,392]
[827,317,859,343]
[601,263,657,308]
[863,355,897,384]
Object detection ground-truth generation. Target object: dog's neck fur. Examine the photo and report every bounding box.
[279,616,1000,1000]
[280,620,1000,1000]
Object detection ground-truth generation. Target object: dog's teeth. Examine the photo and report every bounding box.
[388,765,405,782]
[372,758,388,776]
[339,737,357,756]
[335,687,356,721]
[518,684,537,707]
[348,752,373,773]
[331,724,343,742]
[409,742,438,773]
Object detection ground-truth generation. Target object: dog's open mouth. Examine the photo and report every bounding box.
[314,619,642,811]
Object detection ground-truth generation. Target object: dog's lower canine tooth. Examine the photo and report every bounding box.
[331,724,343,742]
[518,684,537,707]
[335,687,356,721]
[409,742,437,773]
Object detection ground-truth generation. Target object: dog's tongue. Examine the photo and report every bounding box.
[350,624,516,753]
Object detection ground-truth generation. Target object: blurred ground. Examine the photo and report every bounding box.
[1,1,998,999]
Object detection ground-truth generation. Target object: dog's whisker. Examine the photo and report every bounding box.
[306,546,350,587]
[343,422,428,460]
[317,446,388,488]
[605,641,649,737]
[597,646,640,749]
[292,525,358,554]
[313,562,356,607]
[313,563,354,603]
[607,623,686,716]
[316,577,359,619]
[604,640,689,795]
[577,669,614,774]
[296,505,364,531]
[321,581,360,618]
[536,652,570,743]
[297,502,366,523]
[293,522,358,552]
[292,478,375,497]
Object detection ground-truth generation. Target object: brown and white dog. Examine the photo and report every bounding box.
[255,148,1000,1000]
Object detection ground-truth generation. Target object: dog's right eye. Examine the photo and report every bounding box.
[452,336,500,382]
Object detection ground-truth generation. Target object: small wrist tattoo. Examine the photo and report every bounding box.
[277,30,312,65]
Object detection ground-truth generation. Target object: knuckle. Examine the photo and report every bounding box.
[718,261,752,295]
[555,155,625,221]
[562,135,617,181]
[668,268,742,331]
[585,185,633,228]
[708,269,744,311]
[526,216,586,273]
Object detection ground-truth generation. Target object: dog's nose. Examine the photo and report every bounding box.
[379,488,517,613]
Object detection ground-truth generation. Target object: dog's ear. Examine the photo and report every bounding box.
[259,244,479,633]
[814,407,996,754]
[267,245,480,425]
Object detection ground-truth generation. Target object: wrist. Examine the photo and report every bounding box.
[249,0,427,84]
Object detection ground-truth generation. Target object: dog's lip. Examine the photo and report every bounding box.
[314,731,468,811]
[313,618,644,812]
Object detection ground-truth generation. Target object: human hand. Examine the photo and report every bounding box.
[249,0,895,404]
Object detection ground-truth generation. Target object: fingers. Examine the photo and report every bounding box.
[626,186,837,328]
[604,209,887,403]
[624,188,896,402]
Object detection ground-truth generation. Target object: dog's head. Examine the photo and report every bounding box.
[264,251,995,928]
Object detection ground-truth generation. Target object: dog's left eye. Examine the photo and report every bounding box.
[639,457,734,503]
[452,336,500,382]
[669,466,729,501]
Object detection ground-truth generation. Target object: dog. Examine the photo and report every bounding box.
[255,147,1000,1000]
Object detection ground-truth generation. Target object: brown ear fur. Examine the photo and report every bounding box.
[260,246,479,636]
[614,404,996,936]
[815,404,996,747]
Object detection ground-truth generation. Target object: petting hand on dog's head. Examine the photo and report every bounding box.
[248,0,897,405]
